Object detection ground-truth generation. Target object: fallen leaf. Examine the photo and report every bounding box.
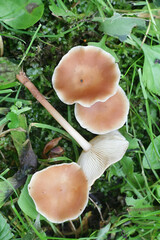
[48,146,64,158]
[42,137,63,158]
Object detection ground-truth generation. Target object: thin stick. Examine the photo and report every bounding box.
[0,36,3,57]
[16,71,91,152]
[89,196,104,222]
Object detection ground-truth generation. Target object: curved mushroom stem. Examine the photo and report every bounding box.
[16,71,92,152]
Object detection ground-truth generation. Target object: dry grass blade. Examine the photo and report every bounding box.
[0,36,4,57]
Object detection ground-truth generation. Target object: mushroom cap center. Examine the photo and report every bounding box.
[52,46,120,106]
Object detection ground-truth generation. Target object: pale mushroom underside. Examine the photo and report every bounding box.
[78,131,129,186]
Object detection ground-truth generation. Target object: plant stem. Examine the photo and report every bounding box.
[16,71,92,152]
[0,36,4,57]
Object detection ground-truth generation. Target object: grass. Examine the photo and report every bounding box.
[0,0,160,239]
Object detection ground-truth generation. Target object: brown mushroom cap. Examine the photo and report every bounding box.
[75,86,129,134]
[52,46,120,107]
[28,163,89,223]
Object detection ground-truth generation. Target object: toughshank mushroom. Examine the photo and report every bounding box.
[52,46,120,107]
[28,163,89,223]
[75,86,129,134]
[78,130,129,186]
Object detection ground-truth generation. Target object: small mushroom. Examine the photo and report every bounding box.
[75,86,129,134]
[78,131,129,186]
[52,46,120,107]
[28,163,89,223]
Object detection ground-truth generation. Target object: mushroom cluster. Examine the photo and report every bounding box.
[51,45,129,217]
[52,46,129,135]
[17,46,129,224]
[51,45,129,187]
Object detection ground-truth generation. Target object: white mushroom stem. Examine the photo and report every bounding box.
[16,71,91,151]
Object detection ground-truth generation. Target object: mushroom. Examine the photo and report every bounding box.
[28,163,89,223]
[75,86,129,134]
[78,130,129,186]
[52,46,120,107]
[17,72,129,186]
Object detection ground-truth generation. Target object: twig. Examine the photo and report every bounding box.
[0,127,26,137]
[0,36,4,56]
[89,196,104,222]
